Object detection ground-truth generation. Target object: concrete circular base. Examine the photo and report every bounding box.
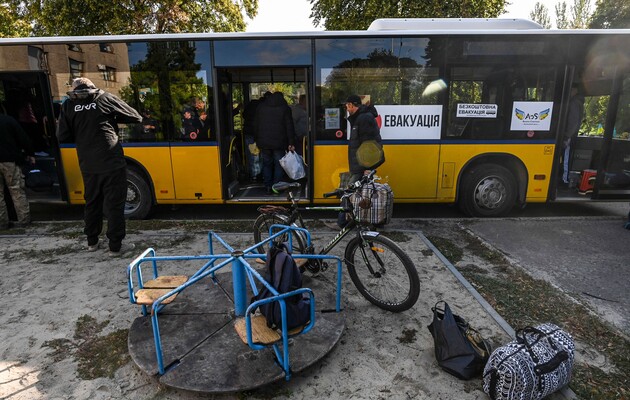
[128,272,345,393]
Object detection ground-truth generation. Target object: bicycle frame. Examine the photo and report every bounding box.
[262,175,385,273]
[290,204,379,262]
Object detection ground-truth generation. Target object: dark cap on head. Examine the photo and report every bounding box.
[346,94,361,106]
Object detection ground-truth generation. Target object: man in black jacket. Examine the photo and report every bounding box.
[57,78,142,255]
[254,92,295,194]
[345,94,382,184]
[0,113,35,229]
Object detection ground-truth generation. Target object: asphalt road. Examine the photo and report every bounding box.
[467,217,629,334]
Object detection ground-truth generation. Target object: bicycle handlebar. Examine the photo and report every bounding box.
[352,170,377,188]
[323,170,379,199]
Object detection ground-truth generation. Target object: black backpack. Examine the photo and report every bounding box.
[251,242,311,330]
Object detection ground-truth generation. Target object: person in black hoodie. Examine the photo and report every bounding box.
[345,94,382,184]
[57,78,142,255]
[254,92,295,194]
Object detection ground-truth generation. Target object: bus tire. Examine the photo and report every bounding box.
[125,168,153,220]
[459,164,516,217]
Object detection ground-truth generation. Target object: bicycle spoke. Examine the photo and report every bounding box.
[345,235,420,312]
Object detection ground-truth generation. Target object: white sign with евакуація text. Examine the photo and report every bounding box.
[374,105,443,140]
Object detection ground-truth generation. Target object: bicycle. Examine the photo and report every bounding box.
[252,171,420,312]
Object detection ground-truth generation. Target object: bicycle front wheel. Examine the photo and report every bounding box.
[252,213,306,255]
[345,233,420,312]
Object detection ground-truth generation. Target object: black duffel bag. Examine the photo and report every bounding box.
[427,301,491,380]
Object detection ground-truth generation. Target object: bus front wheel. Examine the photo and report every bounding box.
[125,168,152,220]
[459,164,516,217]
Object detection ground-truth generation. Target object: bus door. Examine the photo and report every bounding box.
[592,70,630,199]
[564,70,630,199]
[216,70,244,199]
[166,72,222,203]
[216,67,310,201]
[0,72,64,202]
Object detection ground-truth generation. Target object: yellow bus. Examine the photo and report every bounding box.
[1,18,628,218]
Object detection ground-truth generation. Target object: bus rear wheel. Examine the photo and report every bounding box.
[125,168,152,220]
[459,164,516,217]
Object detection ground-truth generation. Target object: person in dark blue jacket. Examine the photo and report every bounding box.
[57,78,142,255]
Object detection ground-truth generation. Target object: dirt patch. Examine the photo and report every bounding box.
[42,315,129,380]
[2,219,626,399]
[0,222,512,399]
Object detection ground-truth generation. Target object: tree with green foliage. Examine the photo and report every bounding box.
[554,0,592,29]
[569,0,592,28]
[309,0,508,31]
[118,42,206,138]
[530,2,552,29]
[0,4,31,37]
[589,0,630,28]
[555,2,570,28]
[2,0,258,37]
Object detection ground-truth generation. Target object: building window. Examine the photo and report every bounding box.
[28,46,48,71]
[100,66,116,82]
[67,44,82,52]
[99,43,114,53]
[69,58,83,79]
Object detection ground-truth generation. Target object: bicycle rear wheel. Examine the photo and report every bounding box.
[252,213,306,255]
[345,233,420,312]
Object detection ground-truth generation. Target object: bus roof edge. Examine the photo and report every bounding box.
[367,18,544,31]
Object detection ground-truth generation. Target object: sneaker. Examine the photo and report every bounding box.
[109,242,136,257]
[87,240,101,252]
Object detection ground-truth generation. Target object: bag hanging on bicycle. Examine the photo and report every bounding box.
[250,242,311,331]
[350,182,393,226]
[483,323,574,400]
[427,301,491,380]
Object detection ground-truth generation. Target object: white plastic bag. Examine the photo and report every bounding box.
[279,151,306,180]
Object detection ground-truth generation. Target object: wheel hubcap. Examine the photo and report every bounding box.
[474,176,506,210]
[126,183,140,213]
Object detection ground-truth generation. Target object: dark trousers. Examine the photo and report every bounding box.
[261,149,285,189]
[82,167,127,251]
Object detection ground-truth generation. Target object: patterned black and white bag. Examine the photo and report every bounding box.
[483,323,575,400]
